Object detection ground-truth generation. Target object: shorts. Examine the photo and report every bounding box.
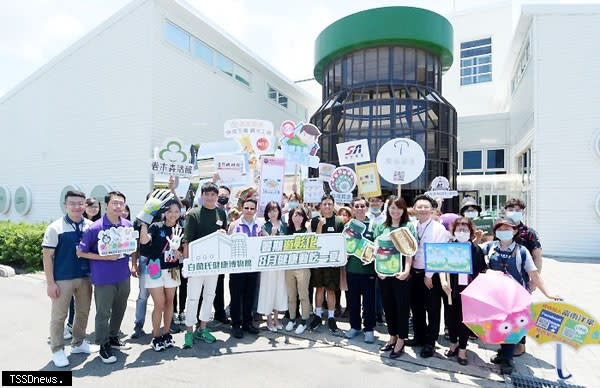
[144,268,181,289]
[310,267,340,290]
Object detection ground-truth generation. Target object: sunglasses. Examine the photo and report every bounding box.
[353,205,366,208]
[244,207,256,210]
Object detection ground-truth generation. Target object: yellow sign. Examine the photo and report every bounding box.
[356,163,381,198]
[527,302,600,349]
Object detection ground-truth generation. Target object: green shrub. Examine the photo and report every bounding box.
[0,221,48,272]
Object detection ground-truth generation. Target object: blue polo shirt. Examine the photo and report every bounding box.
[42,216,91,281]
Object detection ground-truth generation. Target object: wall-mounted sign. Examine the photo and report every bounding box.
[0,185,10,214]
[59,185,82,214]
[14,186,33,216]
[336,139,371,165]
[376,138,425,184]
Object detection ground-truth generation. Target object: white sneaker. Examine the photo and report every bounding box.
[295,323,307,335]
[285,321,295,332]
[71,340,100,354]
[52,350,69,367]
[63,325,73,340]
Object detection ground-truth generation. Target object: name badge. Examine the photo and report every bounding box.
[216,220,223,226]
[458,274,469,286]
[327,226,334,232]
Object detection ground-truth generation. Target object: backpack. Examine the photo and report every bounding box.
[487,242,530,290]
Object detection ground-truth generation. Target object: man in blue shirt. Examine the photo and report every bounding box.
[42,190,99,367]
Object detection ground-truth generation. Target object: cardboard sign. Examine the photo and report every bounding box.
[424,176,458,199]
[343,219,375,264]
[336,139,370,165]
[424,243,473,274]
[279,122,321,167]
[374,234,402,277]
[97,226,139,256]
[303,178,324,204]
[355,163,382,198]
[330,191,352,204]
[214,153,250,186]
[329,166,357,193]
[258,157,285,212]
[318,163,336,182]
[183,232,347,277]
[375,138,425,184]
[473,217,496,235]
[151,138,195,178]
[527,302,600,349]
[223,119,276,156]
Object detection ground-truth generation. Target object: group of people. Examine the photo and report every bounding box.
[43,181,560,375]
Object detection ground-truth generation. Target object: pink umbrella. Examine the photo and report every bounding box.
[461,270,534,344]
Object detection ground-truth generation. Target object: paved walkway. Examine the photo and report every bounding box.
[1,256,597,387]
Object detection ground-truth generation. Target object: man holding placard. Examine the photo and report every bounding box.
[77,191,134,364]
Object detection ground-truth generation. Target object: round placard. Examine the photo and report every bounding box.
[376,138,425,184]
[0,185,11,214]
[14,186,33,215]
[329,166,357,193]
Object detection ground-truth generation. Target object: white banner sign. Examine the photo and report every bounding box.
[258,156,286,212]
[214,154,250,186]
[183,232,347,277]
[303,178,324,203]
[336,139,371,165]
[330,191,353,204]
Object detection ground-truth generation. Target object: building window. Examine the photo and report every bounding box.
[267,84,291,109]
[463,150,482,170]
[487,149,505,169]
[165,21,190,52]
[215,53,233,77]
[511,36,531,93]
[191,37,212,65]
[460,37,492,85]
[234,64,251,87]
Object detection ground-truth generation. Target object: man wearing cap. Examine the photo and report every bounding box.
[503,198,542,272]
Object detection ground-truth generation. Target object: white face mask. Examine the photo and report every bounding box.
[409,216,417,222]
[506,211,523,223]
[496,230,514,242]
[464,210,478,219]
[370,208,382,216]
[312,211,320,218]
[454,231,471,242]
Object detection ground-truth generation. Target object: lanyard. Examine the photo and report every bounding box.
[64,215,84,239]
[417,220,432,244]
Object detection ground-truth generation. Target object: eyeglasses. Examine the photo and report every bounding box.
[353,205,366,208]
[66,202,85,207]
[109,201,125,207]
[243,207,256,211]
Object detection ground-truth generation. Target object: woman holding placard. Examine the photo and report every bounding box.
[372,196,416,358]
[258,201,289,332]
[441,217,487,365]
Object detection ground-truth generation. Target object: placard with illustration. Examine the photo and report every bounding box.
[355,163,381,198]
[424,243,473,274]
[151,137,195,178]
[279,121,321,167]
[97,226,139,256]
[374,235,403,277]
[342,219,375,264]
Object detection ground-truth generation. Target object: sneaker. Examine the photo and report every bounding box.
[178,312,186,325]
[195,328,216,344]
[275,323,283,330]
[285,321,295,332]
[52,349,69,367]
[309,316,322,331]
[327,317,338,332]
[232,327,244,339]
[295,322,307,335]
[345,328,361,339]
[243,325,260,335]
[170,321,181,334]
[109,336,131,350]
[99,343,116,364]
[364,331,375,343]
[131,325,145,339]
[183,331,194,348]
[151,336,165,352]
[71,340,100,354]
[63,324,73,340]
[163,333,175,348]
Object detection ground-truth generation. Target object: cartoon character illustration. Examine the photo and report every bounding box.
[147,259,162,280]
[476,307,534,344]
[280,122,322,167]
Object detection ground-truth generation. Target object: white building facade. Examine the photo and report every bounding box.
[0,0,317,223]
[443,2,600,259]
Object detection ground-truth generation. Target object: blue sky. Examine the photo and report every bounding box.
[0,0,596,100]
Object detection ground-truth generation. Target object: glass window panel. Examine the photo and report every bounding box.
[463,150,482,169]
[477,63,492,74]
[234,64,250,86]
[392,47,404,80]
[461,76,474,86]
[268,86,277,101]
[278,94,288,108]
[215,53,233,77]
[460,37,492,49]
[165,21,190,52]
[461,58,473,67]
[334,61,342,91]
[365,48,377,82]
[461,68,473,76]
[352,51,365,83]
[191,38,212,64]
[405,48,416,81]
[461,46,492,58]
[487,149,505,169]
[378,47,389,79]
[478,73,492,82]
[416,50,426,83]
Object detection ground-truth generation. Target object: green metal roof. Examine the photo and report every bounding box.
[314,7,454,83]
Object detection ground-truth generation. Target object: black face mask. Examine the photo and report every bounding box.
[218,196,229,206]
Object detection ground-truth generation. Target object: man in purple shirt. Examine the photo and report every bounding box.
[77,191,132,364]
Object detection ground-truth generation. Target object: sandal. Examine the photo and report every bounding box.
[379,342,396,352]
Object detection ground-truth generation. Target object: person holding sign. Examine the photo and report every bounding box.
[139,201,183,352]
[345,197,377,344]
[409,195,451,358]
[182,183,228,347]
[309,194,344,332]
[372,197,416,357]
[258,201,289,332]
[77,191,134,364]
[441,217,487,365]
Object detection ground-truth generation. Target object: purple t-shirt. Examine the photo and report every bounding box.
[77,214,132,286]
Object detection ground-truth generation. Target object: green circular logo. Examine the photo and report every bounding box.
[14,186,32,215]
[0,185,10,214]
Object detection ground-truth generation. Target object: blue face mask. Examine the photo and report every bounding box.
[505,211,523,223]
[495,230,514,242]
[288,201,299,209]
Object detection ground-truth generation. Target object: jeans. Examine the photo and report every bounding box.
[134,256,149,328]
